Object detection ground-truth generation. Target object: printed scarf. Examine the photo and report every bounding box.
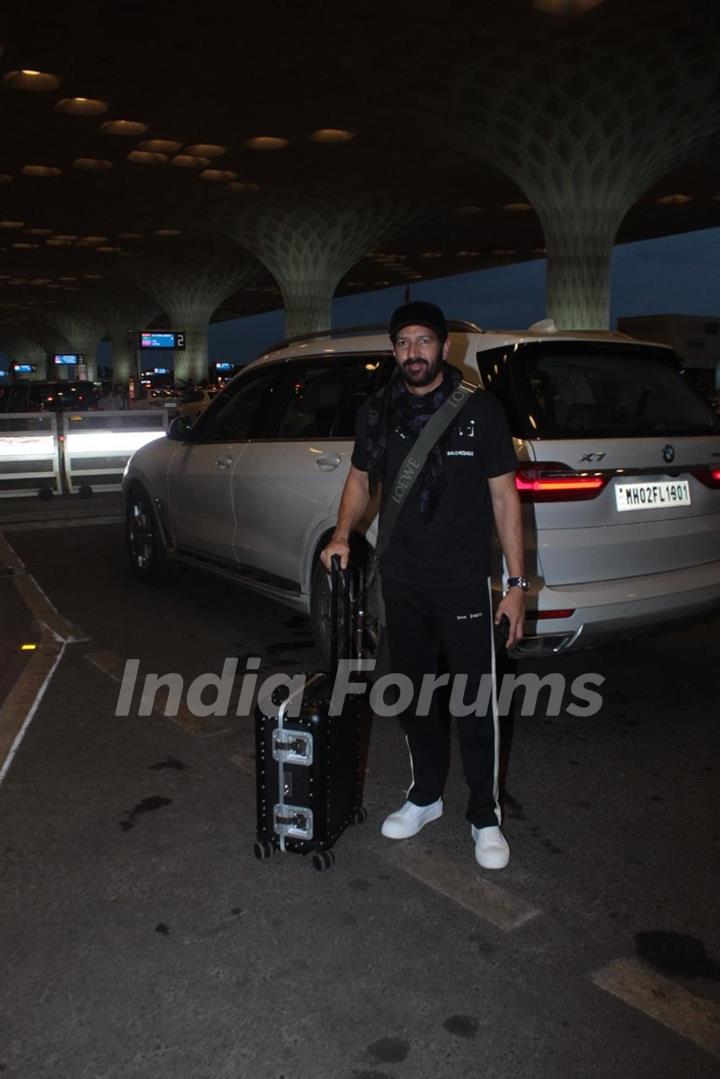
[364,361,462,523]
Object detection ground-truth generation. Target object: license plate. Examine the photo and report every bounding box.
[615,479,691,512]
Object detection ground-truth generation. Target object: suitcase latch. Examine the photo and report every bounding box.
[272,729,313,766]
[273,804,314,841]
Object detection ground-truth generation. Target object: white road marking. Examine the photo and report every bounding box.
[0,633,66,788]
[592,957,720,1058]
[84,650,231,738]
[230,752,255,777]
[379,842,541,930]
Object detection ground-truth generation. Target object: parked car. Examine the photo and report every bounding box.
[0,380,99,412]
[123,321,720,661]
[175,385,218,422]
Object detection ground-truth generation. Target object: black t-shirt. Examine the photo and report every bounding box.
[352,381,518,582]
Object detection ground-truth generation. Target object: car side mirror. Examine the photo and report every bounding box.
[168,414,195,441]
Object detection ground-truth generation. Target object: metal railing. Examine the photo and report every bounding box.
[0,412,62,498]
[61,409,168,494]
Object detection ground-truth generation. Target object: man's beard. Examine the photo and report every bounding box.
[399,351,442,388]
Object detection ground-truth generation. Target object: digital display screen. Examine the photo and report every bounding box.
[216,362,234,371]
[53,354,82,365]
[13,363,36,373]
[140,332,185,350]
[152,367,170,374]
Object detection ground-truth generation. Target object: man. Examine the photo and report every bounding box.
[321,301,526,870]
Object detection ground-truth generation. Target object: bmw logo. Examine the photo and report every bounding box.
[662,444,675,464]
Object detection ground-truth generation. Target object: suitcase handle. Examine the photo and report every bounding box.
[330,554,355,678]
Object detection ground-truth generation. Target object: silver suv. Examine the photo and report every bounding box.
[123,320,720,658]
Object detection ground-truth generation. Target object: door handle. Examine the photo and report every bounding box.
[215,457,233,471]
[315,453,342,472]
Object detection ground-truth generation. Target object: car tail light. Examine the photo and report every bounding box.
[691,467,720,489]
[525,608,576,620]
[515,463,608,502]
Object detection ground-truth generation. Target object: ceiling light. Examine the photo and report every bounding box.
[24,227,53,235]
[457,250,481,257]
[99,120,149,136]
[419,251,443,258]
[117,232,143,239]
[502,202,533,212]
[309,129,356,144]
[53,235,77,242]
[29,278,51,285]
[137,139,183,154]
[243,136,289,151]
[183,143,227,157]
[84,273,104,279]
[11,242,38,249]
[0,221,25,229]
[656,193,693,206]
[119,251,142,257]
[533,0,604,14]
[153,229,182,236]
[127,150,168,165]
[0,176,13,184]
[75,236,108,246]
[532,247,548,255]
[46,238,73,246]
[58,276,77,282]
[55,97,109,116]
[73,158,114,171]
[22,165,62,177]
[198,169,238,181]
[491,249,517,256]
[456,205,485,215]
[3,70,61,92]
[96,246,121,253]
[169,154,210,169]
[226,181,261,193]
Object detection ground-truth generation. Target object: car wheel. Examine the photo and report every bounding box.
[310,545,380,668]
[125,485,179,585]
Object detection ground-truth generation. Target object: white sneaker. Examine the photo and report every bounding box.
[381,798,443,839]
[471,825,510,869]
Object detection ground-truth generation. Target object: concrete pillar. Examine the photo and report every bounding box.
[86,286,160,386]
[218,196,423,338]
[38,309,105,380]
[0,334,47,377]
[133,250,257,383]
[448,9,720,328]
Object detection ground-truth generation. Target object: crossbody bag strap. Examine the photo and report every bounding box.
[375,379,476,559]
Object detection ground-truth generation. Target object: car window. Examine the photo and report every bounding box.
[272,358,357,439]
[330,354,393,437]
[478,342,720,439]
[196,366,279,442]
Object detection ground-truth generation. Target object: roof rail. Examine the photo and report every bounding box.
[261,319,484,355]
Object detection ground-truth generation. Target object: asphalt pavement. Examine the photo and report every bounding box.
[0,496,719,1079]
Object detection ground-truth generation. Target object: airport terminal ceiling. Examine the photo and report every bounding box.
[1,0,720,329]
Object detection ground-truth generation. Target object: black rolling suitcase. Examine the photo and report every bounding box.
[254,557,367,871]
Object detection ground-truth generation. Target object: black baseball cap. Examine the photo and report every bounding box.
[389,300,448,342]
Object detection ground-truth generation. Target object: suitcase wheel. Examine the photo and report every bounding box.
[253,839,274,861]
[312,850,335,872]
[352,807,368,825]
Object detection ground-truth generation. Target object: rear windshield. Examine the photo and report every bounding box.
[477,341,720,439]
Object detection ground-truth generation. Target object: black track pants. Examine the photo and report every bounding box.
[381,573,501,829]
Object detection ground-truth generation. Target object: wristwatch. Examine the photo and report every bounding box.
[506,576,531,592]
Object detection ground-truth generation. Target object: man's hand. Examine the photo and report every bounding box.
[320,536,350,571]
[495,587,525,648]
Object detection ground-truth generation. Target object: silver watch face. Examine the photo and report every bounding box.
[507,576,530,591]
